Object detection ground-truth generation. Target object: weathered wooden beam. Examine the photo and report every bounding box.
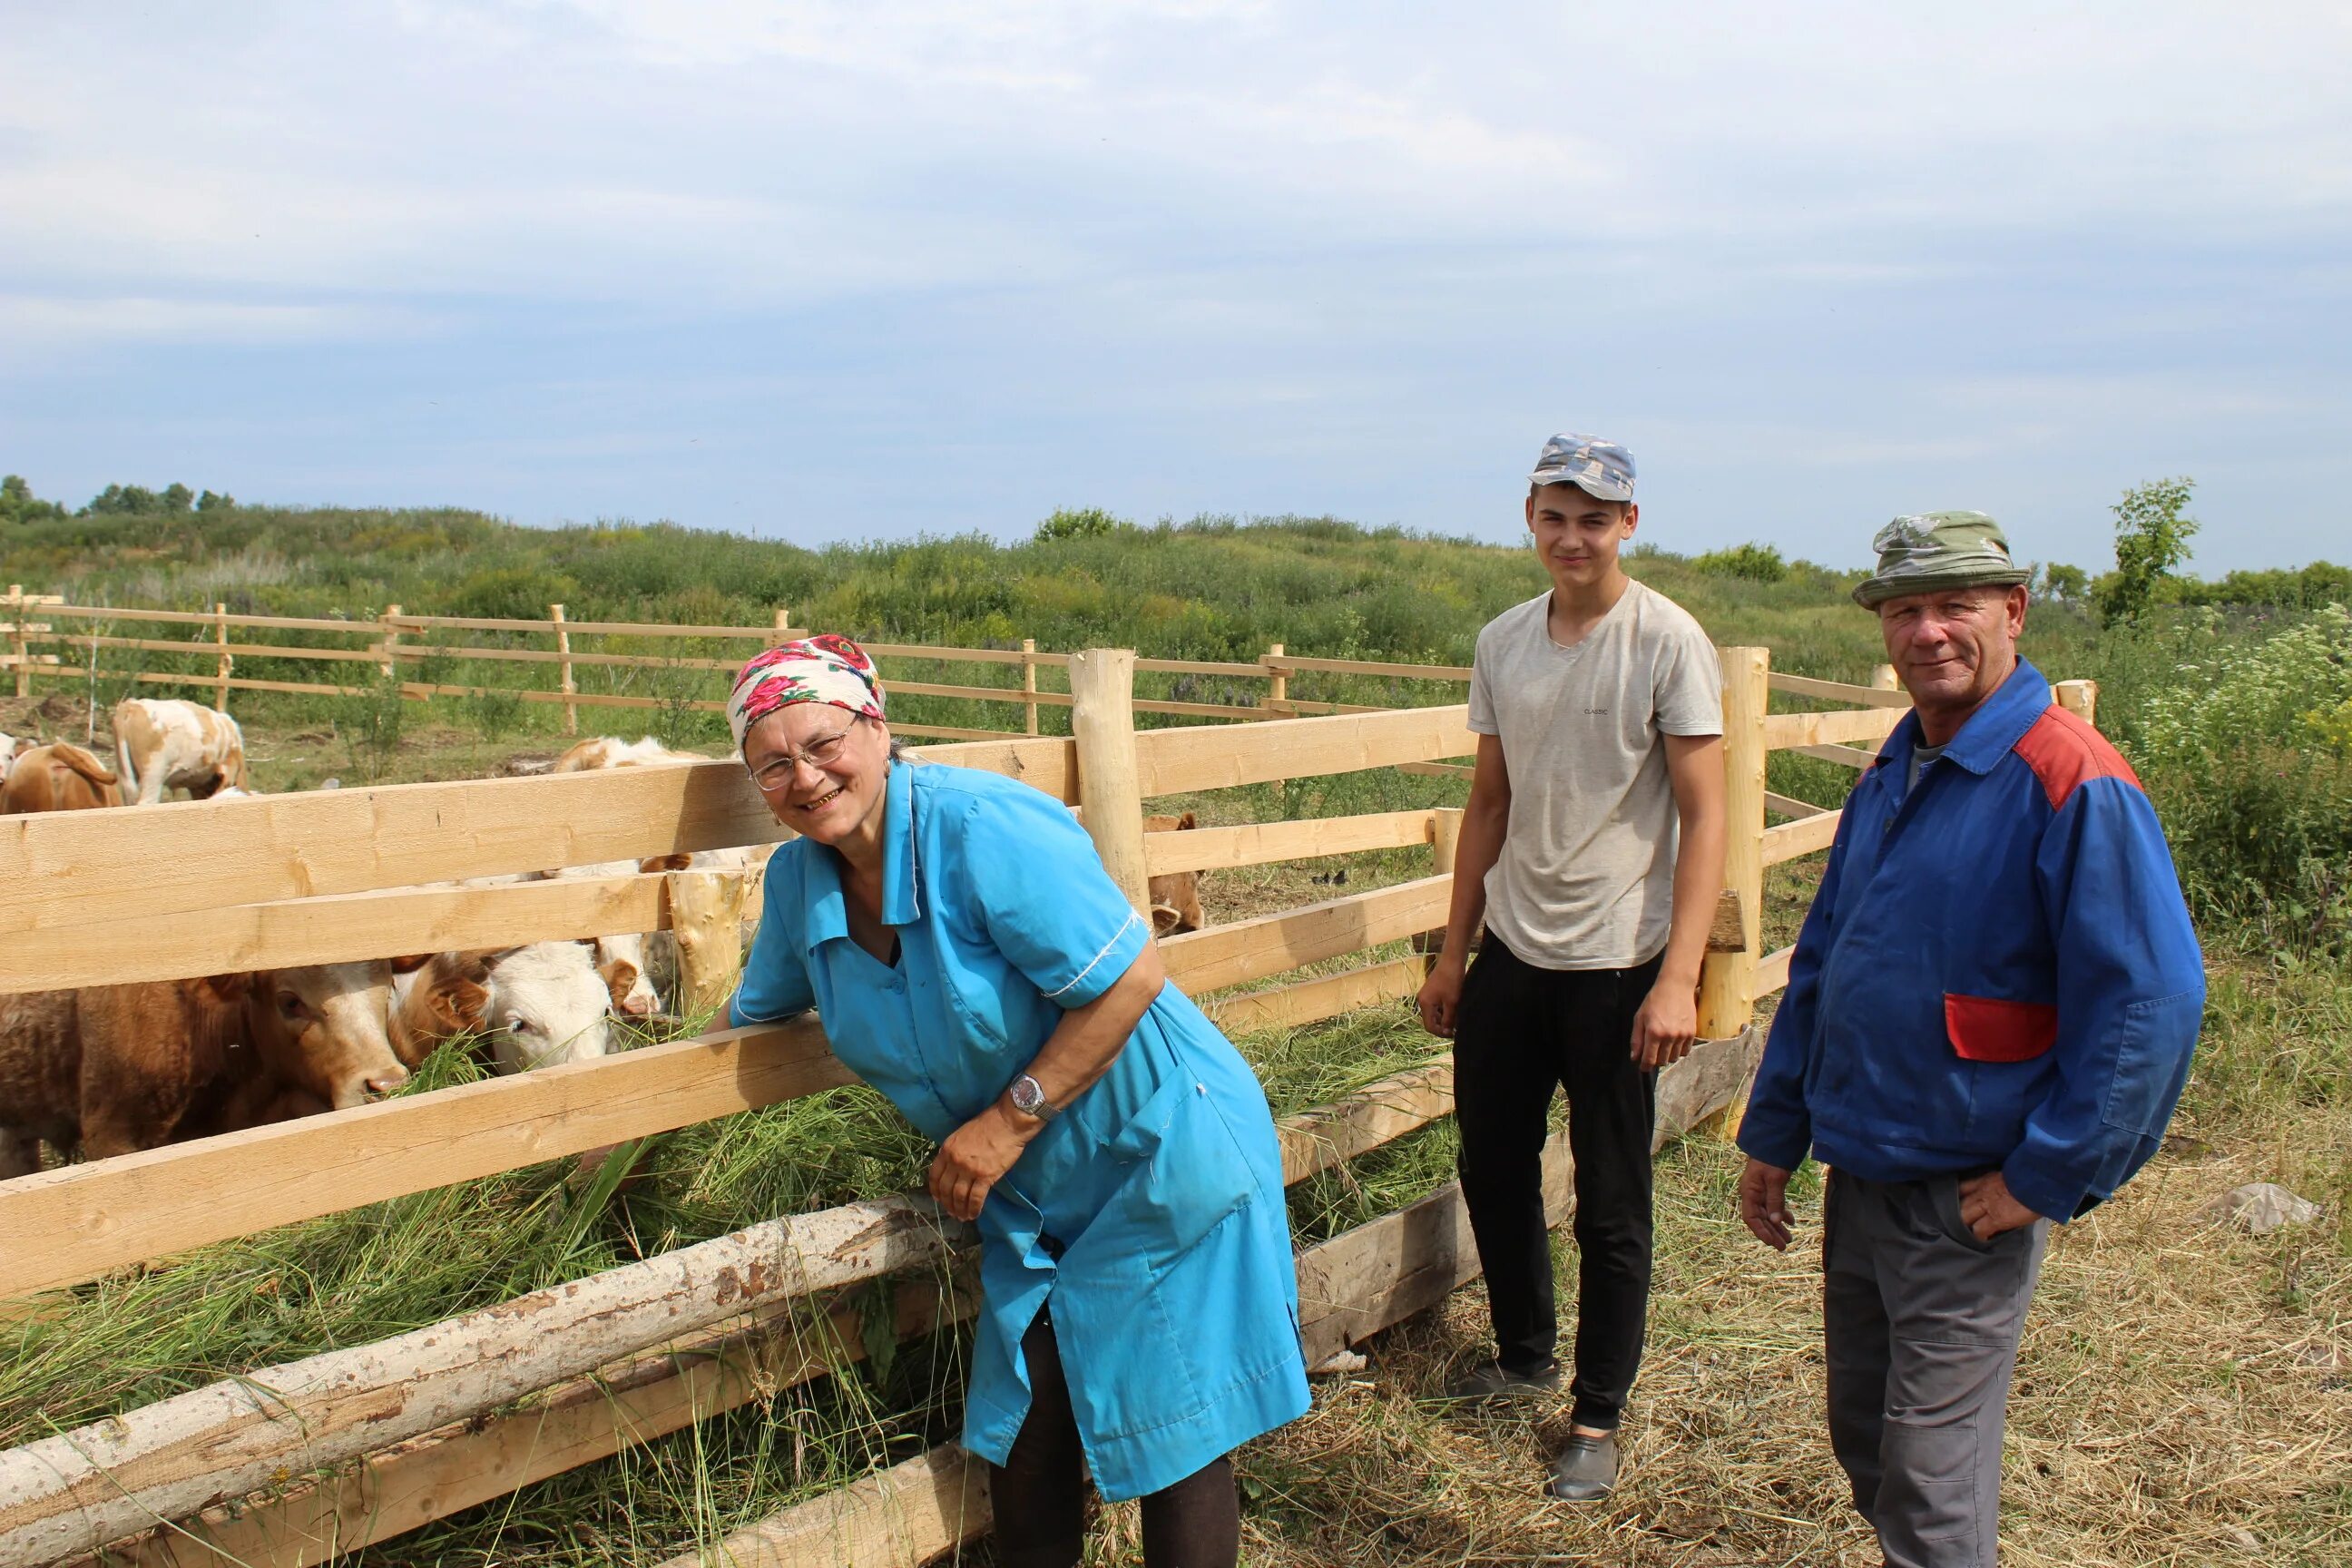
[1767,672,1914,710]
[1762,706,1905,750]
[1763,789,1831,819]
[1201,956,1429,1043]
[1132,706,1474,797]
[1791,741,1881,769]
[1141,809,1436,877]
[1761,809,1842,865]
[1157,876,1452,995]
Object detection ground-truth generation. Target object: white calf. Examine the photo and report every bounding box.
[391,943,614,1073]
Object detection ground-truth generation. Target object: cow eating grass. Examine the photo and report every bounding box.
[0,963,409,1178]
[390,944,617,1075]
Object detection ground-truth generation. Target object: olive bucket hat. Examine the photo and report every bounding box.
[1852,511,2032,608]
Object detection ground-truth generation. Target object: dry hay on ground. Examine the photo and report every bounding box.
[1223,1130,2352,1567]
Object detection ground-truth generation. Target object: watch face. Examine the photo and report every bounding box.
[1012,1076,1043,1113]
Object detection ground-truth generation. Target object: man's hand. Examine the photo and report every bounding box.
[1958,1171,2043,1242]
[929,1103,1034,1223]
[1631,973,1700,1070]
[1416,958,1465,1040]
[1740,1158,1796,1250]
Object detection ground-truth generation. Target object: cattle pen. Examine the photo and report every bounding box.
[0,645,2098,1568]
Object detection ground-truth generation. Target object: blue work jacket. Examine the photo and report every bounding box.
[1738,661,2205,1222]
[728,759,1309,1499]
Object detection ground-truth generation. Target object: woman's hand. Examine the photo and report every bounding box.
[929,1104,1034,1223]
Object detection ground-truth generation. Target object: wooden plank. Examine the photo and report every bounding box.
[1762,705,1906,750]
[1142,810,1435,876]
[120,1281,975,1568]
[396,643,739,672]
[0,1020,858,1299]
[1131,697,1269,720]
[51,635,380,662]
[1132,705,1474,797]
[1763,789,1831,818]
[1768,672,1915,710]
[1132,656,1267,678]
[48,606,373,633]
[0,1196,961,1566]
[884,677,1067,707]
[0,763,789,935]
[1792,742,1880,769]
[858,642,1044,666]
[1761,809,1841,866]
[651,1446,989,1568]
[129,671,361,699]
[1651,1027,1763,1150]
[1756,944,1795,997]
[1394,760,1475,779]
[1266,654,1473,681]
[1276,1053,1452,1185]
[0,872,682,994]
[1201,956,1429,1040]
[1158,876,1452,995]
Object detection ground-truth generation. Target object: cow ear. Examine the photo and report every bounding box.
[390,953,435,975]
[200,972,258,1006]
[638,853,694,874]
[432,976,491,1036]
[602,959,645,1014]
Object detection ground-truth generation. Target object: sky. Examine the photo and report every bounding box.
[4,1,2348,573]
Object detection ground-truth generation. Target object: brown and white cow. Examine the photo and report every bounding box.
[1143,811,1207,936]
[0,962,410,1178]
[391,944,617,1073]
[550,735,706,772]
[113,698,249,805]
[0,741,123,813]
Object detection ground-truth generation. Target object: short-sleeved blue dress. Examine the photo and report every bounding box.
[728,758,1310,1499]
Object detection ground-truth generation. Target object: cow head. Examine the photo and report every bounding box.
[1142,811,1205,936]
[394,945,614,1073]
[249,962,410,1110]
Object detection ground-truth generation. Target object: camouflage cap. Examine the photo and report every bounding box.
[1529,432,1635,503]
[1852,511,2031,608]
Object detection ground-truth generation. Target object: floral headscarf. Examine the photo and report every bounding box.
[727,635,887,755]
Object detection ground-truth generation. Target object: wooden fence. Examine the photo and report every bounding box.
[0,642,2098,1567]
[0,591,1469,742]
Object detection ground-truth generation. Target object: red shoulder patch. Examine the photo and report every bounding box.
[2011,706,2141,810]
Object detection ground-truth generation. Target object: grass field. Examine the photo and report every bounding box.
[2,498,2347,1565]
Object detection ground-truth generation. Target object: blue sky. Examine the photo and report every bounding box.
[4,1,2347,573]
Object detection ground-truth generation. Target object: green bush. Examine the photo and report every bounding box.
[1034,506,1123,543]
[1691,542,1786,583]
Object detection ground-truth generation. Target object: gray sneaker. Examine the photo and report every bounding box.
[1439,1358,1563,1405]
[1545,1430,1618,1501]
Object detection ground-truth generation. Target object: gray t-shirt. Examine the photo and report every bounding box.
[1466,581,1724,970]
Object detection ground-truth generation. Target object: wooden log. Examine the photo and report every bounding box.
[2054,678,2098,729]
[1021,638,1039,736]
[1414,806,1464,955]
[0,1019,857,1298]
[649,1446,990,1568]
[1762,705,1906,750]
[1698,649,1767,1041]
[1767,671,1914,710]
[1069,650,1150,916]
[669,867,756,1016]
[1651,1026,1763,1152]
[1761,809,1841,865]
[1157,876,1451,995]
[1140,809,1436,877]
[0,1196,964,1564]
[7,586,24,699]
[1872,663,1899,692]
[1200,956,1428,1041]
[1792,741,1880,769]
[1132,705,1474,798]
[211,603,231,711]
[377,603,400,679]
[118,1278,976,1568]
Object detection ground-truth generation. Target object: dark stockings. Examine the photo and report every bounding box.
[987,1312,1242,1568]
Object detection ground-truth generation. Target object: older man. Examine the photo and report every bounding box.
[1735,513,2203,1568]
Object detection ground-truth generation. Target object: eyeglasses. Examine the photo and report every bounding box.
[747,720,859,791]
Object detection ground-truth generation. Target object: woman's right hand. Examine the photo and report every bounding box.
[1416,959,1465,1039]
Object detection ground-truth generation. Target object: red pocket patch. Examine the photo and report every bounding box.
[1944,994,2059,1063]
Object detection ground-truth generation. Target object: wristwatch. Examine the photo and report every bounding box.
[1008,1073,1062,1122]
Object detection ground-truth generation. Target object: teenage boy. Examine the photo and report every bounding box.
[1417,432,1727,1500]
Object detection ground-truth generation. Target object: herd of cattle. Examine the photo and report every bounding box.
[0,710,751,1181]
[0,708,1210,1182]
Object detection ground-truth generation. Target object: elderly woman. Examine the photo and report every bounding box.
[724,637,1309,1568]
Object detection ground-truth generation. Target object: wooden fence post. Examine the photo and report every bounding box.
[211,603,231,711]
[1871,662,1898,692]
[1697,647,1769,1139]
[770,607,792,647]
[1069,649,1151,916]
[6,585,24,699]
[2053,679,2098,730]
[1414,806,1465,957]
[378,603,402,681]
[1264,642,1288,713]
[668,868,757,1018]
[551,603,578,736]
[1021,638,1039,736]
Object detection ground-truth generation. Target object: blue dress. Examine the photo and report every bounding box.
[728,759,1311,1499]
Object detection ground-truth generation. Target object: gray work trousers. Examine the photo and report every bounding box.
[1823,1171,2050,1568]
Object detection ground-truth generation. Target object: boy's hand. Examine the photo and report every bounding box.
[1630,973,1700,1069]
[1740,1158,1796,1250]
[1416,958,1465,1039]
